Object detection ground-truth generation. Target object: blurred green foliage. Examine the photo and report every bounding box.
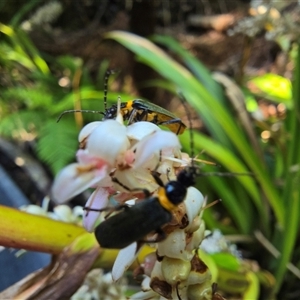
[0,23,131,174]
[1,17,300,298]
[106,31,300,298]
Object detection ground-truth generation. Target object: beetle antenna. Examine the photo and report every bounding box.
[104,69,113,111]
[178,93,195,170]
[57,70,115,123]
[56,109,104,123]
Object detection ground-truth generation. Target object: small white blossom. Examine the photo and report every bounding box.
[200,229,242,258]
[71,269,127,300]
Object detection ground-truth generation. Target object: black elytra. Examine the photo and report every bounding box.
[93,166,196,249]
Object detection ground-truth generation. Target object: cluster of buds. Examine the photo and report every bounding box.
[131,191,212,300]
[52,106,216,299]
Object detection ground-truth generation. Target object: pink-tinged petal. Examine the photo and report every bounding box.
[78,121,102,143]
[143,252,157,277]
[76,149,89,163]
[115,149,135,169]
[150,260,164,281]
[76,149,108,169]
[133,131,181,168]
[127,121,160,141]
[95,175,114,189]
[87,120,130,166]
[114,192,136,203]
[83,187,110,232]
[51,163,108,203]
[112,242,139,281]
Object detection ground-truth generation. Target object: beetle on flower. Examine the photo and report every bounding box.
[51,106,215,299]
[52,112,182,231]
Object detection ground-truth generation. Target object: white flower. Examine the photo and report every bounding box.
[51,108,212,298]
[52,118,181,233]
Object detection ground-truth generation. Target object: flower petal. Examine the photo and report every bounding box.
[112,242,139,281]
[83,187,110,232]
[78,121,102,143]
[51,163,108,203]
[157,229,185,257]
[130,290,157,300]
[143,252,157,277]
[150,260,164,281]
[20,205,48,216]
[113,168,158,193]
[76,149,109,170]
[126,121,160,141]
[53,205,75,222]
[87,120,130,166]
[184,187,204,230]
[133,131,181,168]
[157,229,193,260]
[186,220,205,251]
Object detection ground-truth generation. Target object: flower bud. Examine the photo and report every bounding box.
[161,257,191,285]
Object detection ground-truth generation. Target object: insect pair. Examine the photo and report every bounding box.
[58,70,248,250]
[57,70,186,135]
[57,70,193,248]
[82,89,197,249]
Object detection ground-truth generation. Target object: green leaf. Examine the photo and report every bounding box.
[16,27,50,74]
[3,86,53,108]
[0,111,46,137]
[151,34,225,102]
[272,43,300,293]
[0,23,37,71]
[10,0,43,26]
[0,41,37,70]
[248,74,292,107]
[211,252,241,271]
[36,119,79,174]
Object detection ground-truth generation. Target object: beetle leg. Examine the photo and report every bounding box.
[128,108,138,124]
[151,171,164,187]
[157,118,185,135]
[166,167,171,181]
[83,203,130,218]
[111,177,151,197]
[136,109,149,121]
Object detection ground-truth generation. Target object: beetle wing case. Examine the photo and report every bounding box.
[95,197,172,249]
